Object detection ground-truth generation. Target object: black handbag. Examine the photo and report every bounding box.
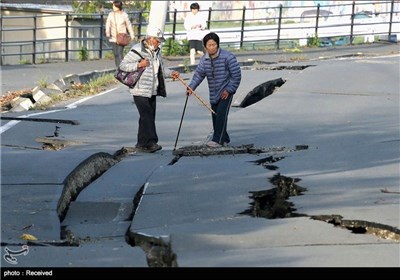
[115,49,145,88]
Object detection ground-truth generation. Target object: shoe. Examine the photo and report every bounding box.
[145,143,162,153]
[206,141,221,148]
[135,145,146,152]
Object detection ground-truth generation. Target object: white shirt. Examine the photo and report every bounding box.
[146,48,160,95]
[184,11,207,41]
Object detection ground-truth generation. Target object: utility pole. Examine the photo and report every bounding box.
[147,1,169,33]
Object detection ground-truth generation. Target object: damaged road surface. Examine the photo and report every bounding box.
[1,51,399,267]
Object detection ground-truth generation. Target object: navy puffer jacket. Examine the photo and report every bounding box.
[189,48,241,105]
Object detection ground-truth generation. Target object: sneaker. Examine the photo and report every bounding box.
[206,141,221,148]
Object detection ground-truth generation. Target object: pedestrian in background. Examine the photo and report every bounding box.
[184,2,207,65]
[119,27,180,153]
[106,0,135,68]
[187,32,241,147]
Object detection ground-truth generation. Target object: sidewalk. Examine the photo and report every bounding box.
[1,42,398,96]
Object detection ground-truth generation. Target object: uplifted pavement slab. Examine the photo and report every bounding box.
[76,153,171,203]
[62,153,173,239]
[130,153,280,234]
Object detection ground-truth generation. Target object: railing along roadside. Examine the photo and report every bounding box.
[0,0,398,66]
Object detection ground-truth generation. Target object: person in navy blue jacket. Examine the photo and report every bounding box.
[187,32,242,147]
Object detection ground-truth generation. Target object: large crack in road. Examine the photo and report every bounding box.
[54,140,399,266]
[240,169,400,242]
[50,63,399,267]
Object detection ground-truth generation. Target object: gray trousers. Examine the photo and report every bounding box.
[112,43,125,68]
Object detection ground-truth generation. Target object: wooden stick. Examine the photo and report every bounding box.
[176,76,216,115]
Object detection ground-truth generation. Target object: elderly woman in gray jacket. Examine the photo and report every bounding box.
[119,27,180,153]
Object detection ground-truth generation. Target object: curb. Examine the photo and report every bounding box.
[9,68,115,112]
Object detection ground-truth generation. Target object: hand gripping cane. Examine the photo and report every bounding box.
[176,76,216,115]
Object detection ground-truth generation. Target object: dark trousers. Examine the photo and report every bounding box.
[211,94,233,145]
[112,43,125,68]
[133,95,158,148]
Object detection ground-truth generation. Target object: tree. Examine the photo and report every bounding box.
[72,0,110,13]
[72,1,151,14]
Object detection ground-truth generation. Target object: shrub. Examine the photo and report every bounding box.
[163,38,190,56]
[307,34,320,47]
[78,46,89,61]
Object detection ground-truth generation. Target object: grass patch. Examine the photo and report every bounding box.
[34,73,117,110]
[37,76,49,88]
[104,51,114,60]
[19,58,31,65]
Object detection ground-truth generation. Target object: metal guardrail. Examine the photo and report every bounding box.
[0,0,398,65]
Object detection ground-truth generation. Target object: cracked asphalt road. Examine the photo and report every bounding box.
[1,43,399,268]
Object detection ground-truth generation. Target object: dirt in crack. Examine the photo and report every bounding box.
[240,173,307,219]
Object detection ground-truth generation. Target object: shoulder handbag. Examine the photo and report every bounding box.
[115,49,145,88]
[114,12,131,46]
[116,33,130,46]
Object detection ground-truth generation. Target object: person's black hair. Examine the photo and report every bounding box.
[190,2,200,10]
[113,1,123,10]
[203,32,219,48]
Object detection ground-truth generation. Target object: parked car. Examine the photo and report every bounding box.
[333,37,350,46]
[351,11,373,20]
[319,38,333,47]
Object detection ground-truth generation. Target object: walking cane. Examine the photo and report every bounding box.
[176,76,216,115]
[173,94,189,151]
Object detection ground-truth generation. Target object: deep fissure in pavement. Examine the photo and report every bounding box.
[171,144,287,158]
[241,172,400,240]
[241,173,307,219]
[128,234,178,267]
[232,64,315,108]
[234,78,286,108]
[250,155,286,170]
[240,169,400,241]
[125,184,178,267]
[170,144,307,164]
[311,215,400,241]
